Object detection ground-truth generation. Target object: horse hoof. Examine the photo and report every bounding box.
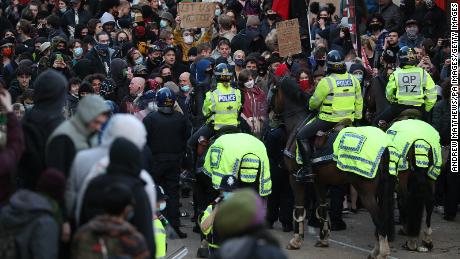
[286,243,300,250]
[422,240,433,251]
[416,246,429,253]
[314,241,329,248]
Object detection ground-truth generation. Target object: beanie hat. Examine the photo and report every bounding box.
[349,63,365,74]
[36,168,66,202]
[214,189,266,239]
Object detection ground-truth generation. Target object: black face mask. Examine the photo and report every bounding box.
[162,75,172,82]
[369,23,382,32]
[267,14,277,20]
[316,59,326,66]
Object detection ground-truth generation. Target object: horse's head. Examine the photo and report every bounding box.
[269,78,285,115]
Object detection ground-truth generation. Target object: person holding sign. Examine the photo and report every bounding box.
[174,15,212,63]
[295,50,363,183]
[372,46,436,126]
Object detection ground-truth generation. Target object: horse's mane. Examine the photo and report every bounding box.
[278,77,308,107]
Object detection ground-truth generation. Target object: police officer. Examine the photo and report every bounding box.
[153,185,168,259]
[372,46,437,126]
[143,87,190,238]
[295,50,363,182]
[188,63,242,147]
[199,175,238,257]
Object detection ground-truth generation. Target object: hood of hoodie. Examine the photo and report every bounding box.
[106,137,142,177]
[101,114,147,149]
[100,12,116,26]
[196,59,212,83]
[0,190,53,226]
[32,69,67,113]
[74,94,111,125]
[110,58,128,86]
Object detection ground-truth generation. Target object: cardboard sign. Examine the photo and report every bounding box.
[178,2,216,29]
[276,19,302,57]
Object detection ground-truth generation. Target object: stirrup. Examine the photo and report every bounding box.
[294,168,314,183]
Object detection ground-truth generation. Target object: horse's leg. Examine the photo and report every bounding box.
[421,180,435,251]
[359,190,389,259]
[287,174,307,250]
[314,181,330,247]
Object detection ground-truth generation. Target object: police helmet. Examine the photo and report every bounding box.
[156,87,176,113]
[214,63,233,82]
[398,46,418,67]
[326,50,346,74]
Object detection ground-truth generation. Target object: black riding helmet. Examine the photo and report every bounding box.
[326,50,346,74]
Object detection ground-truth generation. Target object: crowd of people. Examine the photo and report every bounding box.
[0,0,456,258]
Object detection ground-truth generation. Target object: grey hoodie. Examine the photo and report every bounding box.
[46,95,110,176]
[0,190,59,259]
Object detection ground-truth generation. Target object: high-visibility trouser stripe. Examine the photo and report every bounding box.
[208,243,219,249]
[214,109,238,114]
[397,100,423,106]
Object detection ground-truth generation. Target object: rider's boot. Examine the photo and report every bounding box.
[294,139,315,183]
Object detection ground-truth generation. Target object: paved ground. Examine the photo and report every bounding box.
[168,198,460,259]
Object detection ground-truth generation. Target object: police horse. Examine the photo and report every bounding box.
[270,77,395,258]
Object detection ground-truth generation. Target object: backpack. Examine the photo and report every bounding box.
[75,231,129,259]
[0,214,41,259]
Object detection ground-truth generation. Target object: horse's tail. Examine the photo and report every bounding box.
[405,148,431,238]
[378,148,396,241]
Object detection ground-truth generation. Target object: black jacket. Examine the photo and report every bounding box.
[80,138,156,256]
[143,110,190,160]
[61,8,91,34]
[85,48,117,76]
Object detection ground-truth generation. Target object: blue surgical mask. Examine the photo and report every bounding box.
[73,47,83,58]
[126,210,135,221]
[60,8,67,13]
[159,202,166,211]
[354,74,363,82]
[223,192,232,200]
[96,43,109,52]
[135,56,144,65]
[181,85,190,92]
[234,59,244,67]
[160,20,168,28]
[215,9,222,16]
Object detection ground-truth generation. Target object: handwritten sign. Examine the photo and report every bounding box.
[276,19,302,57]
[178,2,215,29]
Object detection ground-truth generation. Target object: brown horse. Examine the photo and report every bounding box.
[270,77,395,258]
[382,114,437,253]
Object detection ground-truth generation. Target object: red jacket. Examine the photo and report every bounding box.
[272,0,290,20]
[241,86,268,138]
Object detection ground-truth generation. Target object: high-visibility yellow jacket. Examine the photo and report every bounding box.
[153,219,166,259]
[333,126,400,178]
[309,72,363,122]
[203,83,242,130]
[203,133,271,196]
[385,65,437,111]
[387,119,442,180]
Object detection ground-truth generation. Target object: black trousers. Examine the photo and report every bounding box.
[372,104,424,126]
[265,127,294,225]
[444,158,460,218]
[151,160,182,228]
[297,118,337,142]
[329,185,346,223]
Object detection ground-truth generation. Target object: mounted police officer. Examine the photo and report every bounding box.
[372,46,437,126]
[295,50,363,183]
[143,87,190,238]
[187,63,242,169]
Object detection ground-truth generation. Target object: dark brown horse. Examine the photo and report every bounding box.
[270,77,395,258]
[382,114,437,253]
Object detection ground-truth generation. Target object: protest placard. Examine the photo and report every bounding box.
[276,19,302,57]
[178,2,215,29]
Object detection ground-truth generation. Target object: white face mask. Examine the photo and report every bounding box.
[159,202,166,211]
[184,35,194,44]
[244,79,254,88]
